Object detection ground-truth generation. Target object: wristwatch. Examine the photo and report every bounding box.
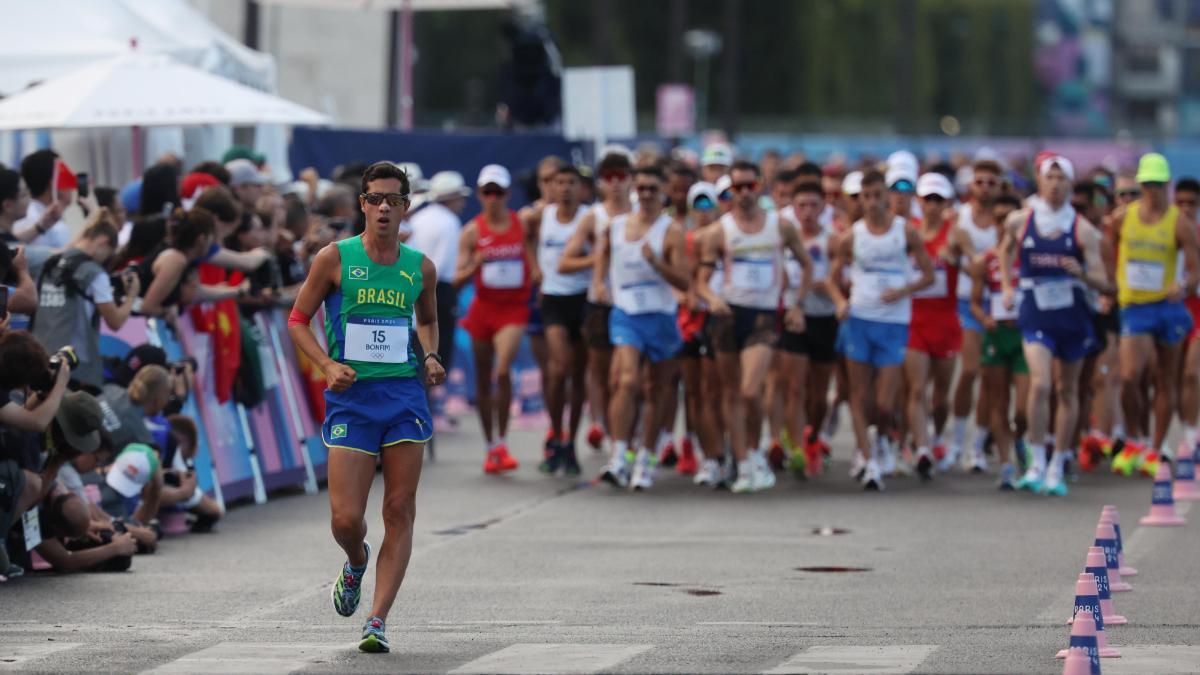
[424,352,444,367]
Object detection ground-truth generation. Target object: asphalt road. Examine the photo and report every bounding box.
[3,422,1199,674]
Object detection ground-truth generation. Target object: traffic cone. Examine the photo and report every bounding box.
[1101,505,1136,577]
[1138,461,1187,526]
[1069,546,1126,625]
[1093,520,1132,592]
[1056,575,1112,667]
[1061,645,1098,675]
[1173,440,1200,502]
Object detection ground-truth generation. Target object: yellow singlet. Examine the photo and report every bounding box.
[1117,202,1178,306]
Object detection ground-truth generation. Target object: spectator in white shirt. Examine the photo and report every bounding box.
[13,150,75,249]
[407,171,470,373]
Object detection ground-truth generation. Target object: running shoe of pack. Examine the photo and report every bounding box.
[753,455,776,491]
[768,440,786,471]
[860,458,885,491]
[630,450,657,491]
[915,449,934,482]
[877,438,897,476]
[1136,450,1162,478]
[787,446,808,479]
[560,441,581,477]
[800,440,821,478]
[483,444,520,474]
[1079,434,1107,472]
[1014,438,1028,473]
[694,458,721,486]
[997,464,1017,491]
[1015,464,1045,492]
[849,452,868,481]
[359,615,390,653]
[676,442,698,475]
[538,439,563,475]
[1040,463,1068,497]
[966,443,988,474]
[586,424,605,450]
[931,443,947,462]
[937,443,962,473]
[730,461,755,493]
[1111,443,1141,477]
[659,441,678,468]
[600,453,632,488]
[332,541,371,617]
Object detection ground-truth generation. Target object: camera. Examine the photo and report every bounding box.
[33,345,79,394]
[109,268,138,304]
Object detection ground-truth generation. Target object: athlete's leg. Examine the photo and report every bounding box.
[905,349,931,452]
[1024,342,1055,446]
[641,358,680,452]
[530,330,549,415]
[765,350,786,448]
[328,448,377,568]
[568,336,588,440]
[544,324,573,438]
[608,345,643,445]
[493,324,526,441]
[1152,341,1184,451]
[930,357,956,440]
[369,441,424,620]
[700,356,725,460]
[807,361,835,443]
[588,345,613,436]
[716,351,747,462]
[471,338,496,444]
[873,364,904,439]
[780,351,809,451]
[1119,334,1154,445]
[846,360,874,459]
[952,328,983,440]
[740,343,775,454]
[984,365,1012,466]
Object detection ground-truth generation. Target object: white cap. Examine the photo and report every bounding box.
[842,170,864,196]
[887,150,919,175]
[477,164,512,189]
[917,173,955,199]
[715,174,733,195]
[426,171,471,202]
[599,143,634,163]
[702,143,734,167]
[886,166,917,191]
[1038,155,1075,182]
[395,162,428,193]
[687,181,718,207]
[104,444,159,498]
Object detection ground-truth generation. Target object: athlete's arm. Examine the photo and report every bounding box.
[951,226,976,266]
[415,255,445,386]
[207,246,271,273]
[780,220,814,305]
[968,256,993,331]
[287,244,356,392]
[998,209,1025,309]
[1103,205,1126,288]
[559,211,596,274]
[696,225,729,314]
[523,206,543,286]
[827,230,853,321]
[591,218,611,304]
[651,222,691,292]
[451,222,481,289]
[884,226,934,302]
[1177,214,1200,300]
[1068,219,1113,295]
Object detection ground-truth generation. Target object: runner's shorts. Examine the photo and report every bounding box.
[778,314,839,363]
[461,299,530,342]
[610,308,681,363]
[323,378,432,455]
[1021,321,1096,363]
[541,292,587,342]
[582,302,612,350]
[843,316,908,368]
[908,314,962,359]
[1120,300,1192,345]
[957,298,984,333]
[982,324,1028,374]
[709,305,779,352]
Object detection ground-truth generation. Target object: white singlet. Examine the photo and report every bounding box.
[849,216,912,324]
[720,211,785,310]
[786,227,836,317]
[610,212,676,316]
[538,204,590,296]
[955,203,999,300]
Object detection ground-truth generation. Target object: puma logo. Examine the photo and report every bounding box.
[398,270,416,285]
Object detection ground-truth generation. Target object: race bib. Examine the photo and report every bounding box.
[23,506,41,551]
[865,271,905,296]
[990,292,1019,320]
[730,259,774,291]
[481,259,524,289]
[1125,260,1165,292]
[912,269,948,299]
[616,282,673,314]
[344,316,409,363]
[1032,280,1074,311]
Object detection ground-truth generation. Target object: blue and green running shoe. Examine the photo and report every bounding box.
[359,615,390,653]
[332,541,371,617]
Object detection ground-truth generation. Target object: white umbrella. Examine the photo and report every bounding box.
[0,51,329,130]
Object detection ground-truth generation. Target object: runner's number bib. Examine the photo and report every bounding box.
[345,316,409,363]
[990,292,1019,321]
[1125,260,1165,292]
[912,269,948,299]
[616,282,673,314]
[482,259,524,289]
[1032,280,1074,311]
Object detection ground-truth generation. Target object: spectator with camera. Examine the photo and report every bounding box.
[31,209,139,387]
[12,150,75,248]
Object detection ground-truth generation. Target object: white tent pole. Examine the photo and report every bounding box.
[400,0,414,130]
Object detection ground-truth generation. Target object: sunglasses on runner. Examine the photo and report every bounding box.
[636,184,661,195]
[718,190,733,202]
[480,187,508,198]
[731,181,759,193]
[921,195,947,204]
[360,192,410,207]
[1118,189,1142,199]
[691,196,716,211]
[600,170,629,183]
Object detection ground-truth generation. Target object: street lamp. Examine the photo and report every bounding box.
[684,29,722,133]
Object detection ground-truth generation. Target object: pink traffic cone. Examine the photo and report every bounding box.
[1139,462,1187,526]
[1093,521,1132,593]
[1173,441,1200,502]
[1056,587,1104,672]
[1061,646,1096,675]
[1101,505,1136,577]
[1061,573,1120,658]
[1084,546,1126,625]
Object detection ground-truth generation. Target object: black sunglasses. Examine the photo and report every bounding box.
[361,192,409,206]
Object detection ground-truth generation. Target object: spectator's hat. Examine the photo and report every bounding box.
[225,159,266,187]
[702,143,734,168]
[427,171,471,202]
[395,163,429,194]
[842,170,864,196]
[114,345,169,387]
[222,145,265,166]
[54,392,104,454]
[104,443,161,498]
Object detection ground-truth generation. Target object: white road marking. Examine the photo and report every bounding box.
[428,620,562,625]
[449,643,652,674]
[141,643,344,674]
[0,643,81,671]
[762,645,939,675]
[1101,645,1200,674]
[698,621,819,627]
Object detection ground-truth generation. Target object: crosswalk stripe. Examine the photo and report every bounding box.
[1101,645,1200,675]
[449,643,653,674]
[0,643,81,671]
[141,643,344,674]
[761,645,939,675]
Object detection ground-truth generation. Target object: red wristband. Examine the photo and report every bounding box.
[287,307,312,328]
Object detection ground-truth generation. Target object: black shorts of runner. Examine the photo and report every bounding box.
[710,304,779,353]
[581,301,612,350]
[1089,308,1119,355]
[541,292,587,342]
[777,314,839,363]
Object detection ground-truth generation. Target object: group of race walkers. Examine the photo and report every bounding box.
[452,145,1200,496]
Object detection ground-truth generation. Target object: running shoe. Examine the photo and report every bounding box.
[680,436,695,460]
[1079,434,1106,472]
[560,441,581,477]
[694,458,721,486]
[1111,444,1141,477]
[676,448,698,475]
[861,459,885,491]
[802,440,822,478]
[600,454,632,488]
[538,439,563,475]
[931,443,947,462]
[1136,450,1162,478]
[731,460,756,493]
[1041,464,1068,497]
[849,452,868,481]
[938,443,962,472]
[359,615,390,653]
[966,444,988,474]
[332,541,371,617]
[483,445,520,474]
[586,424,604,450]
[915,450,934,482]
[767,441,786,471]
[878,437,897,475]
[1016,464,1045,492]
[659,441,678,468]
[753,456,776,491]
[1014,438,1028,473]
[997,463,1017,491]
[630,449,656,491]
[787,449,807,479]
